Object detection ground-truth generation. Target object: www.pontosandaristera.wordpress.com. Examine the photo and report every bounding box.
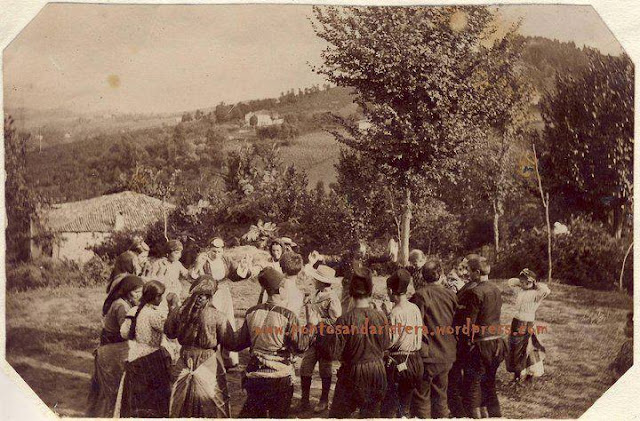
[254,318,548,342]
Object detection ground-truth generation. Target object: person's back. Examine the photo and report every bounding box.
[410,283,457,363]
[462,281,502,339]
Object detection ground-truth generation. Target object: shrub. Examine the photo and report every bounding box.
[493,216,633,292]
[6,257,97,291]
[91,229,146,260]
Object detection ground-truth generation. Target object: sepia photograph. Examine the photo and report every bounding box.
[2,3,635,419]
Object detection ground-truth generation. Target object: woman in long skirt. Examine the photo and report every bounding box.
[86,275,144,417]
[189,237,252,369]
[116,281,175,418]
[164,275,236,418]
[506,269,551,382]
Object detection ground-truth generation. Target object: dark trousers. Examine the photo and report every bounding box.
[463,339,506,417]
[447,359,465,417]
[329,375,383,418]
[381,352,423,418]
[411,362,452,418]
[239,376,294,418]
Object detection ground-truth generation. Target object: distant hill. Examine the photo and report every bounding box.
[17,36,600,202]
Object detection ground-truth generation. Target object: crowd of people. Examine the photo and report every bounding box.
[87,235,552,418]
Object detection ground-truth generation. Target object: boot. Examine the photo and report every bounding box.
[296,376,312,413]
[314,377,332,412]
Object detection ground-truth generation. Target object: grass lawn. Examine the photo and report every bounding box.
[5,273,632,418]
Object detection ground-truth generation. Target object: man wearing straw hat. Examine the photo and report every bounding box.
[297,265,342,414]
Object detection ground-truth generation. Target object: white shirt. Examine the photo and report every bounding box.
[508,280,551,322]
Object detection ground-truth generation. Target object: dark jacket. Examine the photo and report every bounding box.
[410,283,458,364]
[456,280,502,341]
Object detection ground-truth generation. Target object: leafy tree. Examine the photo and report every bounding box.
[540,50,633,238]
[181,112,193,122]
[312,5,519,264]
[5,116,42,261]
[249,114,258,127]
[194,109,204,120]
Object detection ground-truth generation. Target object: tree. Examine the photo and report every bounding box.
[249,114,258,127]
[312,6,518,264]
[453,32,535,257]
[5,116,43,261]
[181,112,193,122]
[540,50,633,238]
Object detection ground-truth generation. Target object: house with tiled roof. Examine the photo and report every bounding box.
[31,191,175,263]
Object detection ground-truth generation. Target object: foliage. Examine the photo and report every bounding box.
[242,220,279,249]
[539,50,634,237]
[91,229,147,260]
[5,115,44,262]
[493,216,633,292]
[5,257,98,291]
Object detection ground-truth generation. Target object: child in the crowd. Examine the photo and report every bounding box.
[229,267,318,418]
[321,267,390,418]
[381,269,424,418]
[297,264,342,413]
[444,257,469,293]
[506,268,551,382]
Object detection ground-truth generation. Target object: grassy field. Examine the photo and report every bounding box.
[5,272,632,418]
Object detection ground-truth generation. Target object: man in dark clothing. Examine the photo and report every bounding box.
[458,256,507,419]
[448,254,481,418]
[409,259,457,418]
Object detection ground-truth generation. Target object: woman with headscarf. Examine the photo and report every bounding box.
[506,268,551,382]
[107,237,150,294]
[86,275,145,417]
[148,239,190,301]
[116,281,176,418]
[189,237,252,370]
[101,275,145,345]
[257,238,286,305]
[164,275,236,418]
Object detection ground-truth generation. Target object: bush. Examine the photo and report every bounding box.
[6,257,100,291]
[91,229,146,260]
[493,216,633,292]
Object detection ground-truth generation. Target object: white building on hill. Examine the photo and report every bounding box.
[244,110,284,127]
[30,191,175,264]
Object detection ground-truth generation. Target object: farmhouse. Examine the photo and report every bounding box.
[244,110,284,127]
[30,191,175,263]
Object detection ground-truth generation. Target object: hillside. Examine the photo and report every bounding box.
[15,36,598,203]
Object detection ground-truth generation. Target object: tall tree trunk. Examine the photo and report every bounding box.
[533,144,552,283]
[492,199,502,259]
[398,188,412,267]
[619,241,633,291]
[613,204,625,239]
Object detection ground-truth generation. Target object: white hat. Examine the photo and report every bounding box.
[280,237,297,247]
[305,265,342,285]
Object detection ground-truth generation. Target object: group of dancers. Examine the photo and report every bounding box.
[87,235,551,418]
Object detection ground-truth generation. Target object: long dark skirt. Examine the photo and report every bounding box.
[507,318,546,376]
[330,360,387,418]
[118,348,172,418]
[169,347,230,418]
[86,341,130,417]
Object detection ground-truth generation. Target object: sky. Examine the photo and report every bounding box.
[3,4,625,115]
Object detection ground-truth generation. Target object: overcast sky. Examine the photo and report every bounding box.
[3,4,624,115]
